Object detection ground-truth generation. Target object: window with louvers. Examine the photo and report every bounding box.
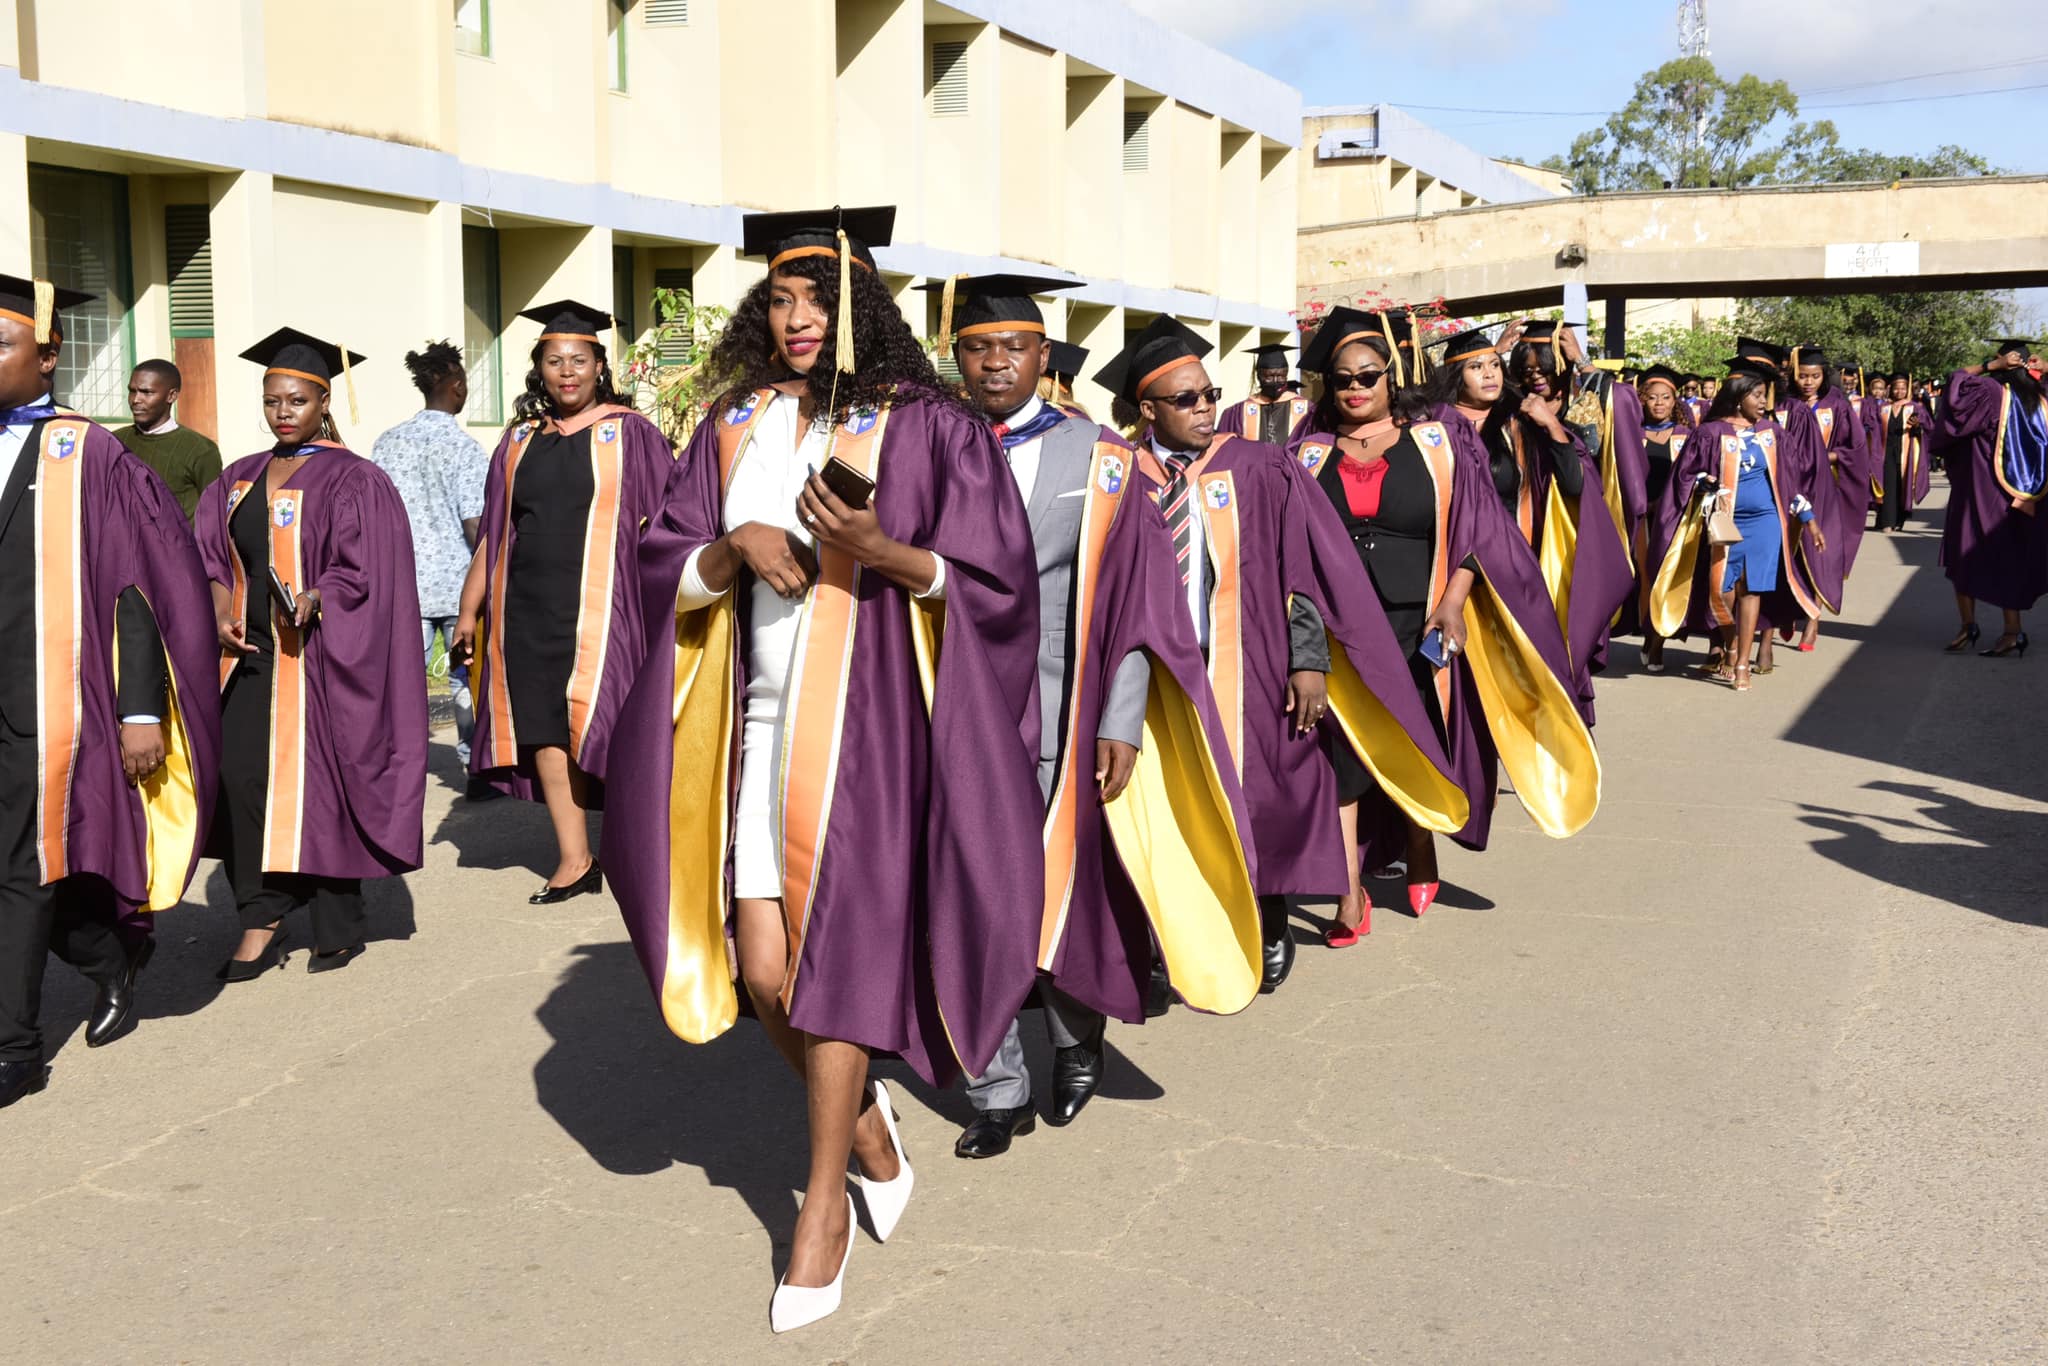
[165,205,214,338]
[645,0,687,23]
[1123,111,1150,173]
[655,268,694,367]
[28,164,133,419]
[929,40,969,117]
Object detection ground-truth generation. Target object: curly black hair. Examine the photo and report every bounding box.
[512,337,620,423]
[1308,332,1429,431]
[700,252,951,423]
[404,339,466,398]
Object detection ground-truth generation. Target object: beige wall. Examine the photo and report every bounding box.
[997,33,1064,267]
[1062,72,1122,283]
[836,0,921,239]
[265,0,443,148]
[18,0,260,118]
[456,8,605,182]
[922,23,997,257]
[610,6,726,206]
[718,0,836,209]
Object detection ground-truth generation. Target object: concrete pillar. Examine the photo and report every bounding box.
[0,132,28,272]
[1604,299,1627,363]
[207,169,278,458]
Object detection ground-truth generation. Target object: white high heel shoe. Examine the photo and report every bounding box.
[769,1192,855,1334]
[858,1078,915,1243]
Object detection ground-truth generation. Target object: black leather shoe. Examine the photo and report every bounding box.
[218,925,288,983]
[1048,1025,1106,1127]
[0,1059,50,1109]
[954,1104,1036,1159]
[1144,961,1172,1018]
[530,862,603,905]
[1259,928,1296,995]
[86,936,153,1048]
[464,776,503,803]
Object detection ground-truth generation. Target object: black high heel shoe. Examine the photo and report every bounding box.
[1980,631,2029,659]
[1944,623,1981,653]
[217,925,288,982]
[529,861,603,905]
[307,943,365,974]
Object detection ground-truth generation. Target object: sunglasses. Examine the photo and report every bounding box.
[1149,386,1223,410]
[1332,370,1386,391]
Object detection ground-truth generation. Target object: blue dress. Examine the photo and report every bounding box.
[1723,429,1790,593]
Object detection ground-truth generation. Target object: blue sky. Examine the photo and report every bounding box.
[1137,0,2046,175]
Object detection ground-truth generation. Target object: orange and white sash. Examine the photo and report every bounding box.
[480,424,539,768]
[32,419,89,883]
[1409,422,1460,721]
[774,405,889,1012]
[1038,440,1132,968]
[263,488,310,873]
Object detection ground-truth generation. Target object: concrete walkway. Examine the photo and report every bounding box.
[6,488,2045,1364]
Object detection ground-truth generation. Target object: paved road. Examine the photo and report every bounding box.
[7,488,2046,1365]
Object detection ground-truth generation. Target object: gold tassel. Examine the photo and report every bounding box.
[937,273,963,355]
[341,344,360,426]
[1377,311,1404,388]
[1414,326,1430,384]
[836,229,856,375]
[32,279,54,345]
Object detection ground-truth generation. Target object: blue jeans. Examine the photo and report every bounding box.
[423,617,474,766]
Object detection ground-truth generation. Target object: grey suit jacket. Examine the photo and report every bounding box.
[1020,415,1150,801]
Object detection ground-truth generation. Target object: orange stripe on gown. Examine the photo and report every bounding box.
[33,421,87,882]
[263,490,309,874]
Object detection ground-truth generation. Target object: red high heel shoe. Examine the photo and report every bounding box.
[1324,894,1371,948]
[1407,882,1440,917]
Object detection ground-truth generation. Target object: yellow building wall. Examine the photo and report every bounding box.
[263,0,443,148]
[1062,73,1122,284]
[1258,145,1296,316]
[455,6,605,182]
[996,34,1063,268]
[608,6,726,207]
[921,23,997,257]
[16,0,258,119]
[719,0,835,210]
[1166,102,1217,294]
[1121,98,1168,291]
[1215,131,1259,308]
[835,0,922,244]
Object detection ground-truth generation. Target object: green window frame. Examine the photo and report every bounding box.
[27,164,135,421]
[462,224,503,427]
[455,0,491,57]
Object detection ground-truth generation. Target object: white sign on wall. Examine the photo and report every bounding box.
[1824,242,1921,279]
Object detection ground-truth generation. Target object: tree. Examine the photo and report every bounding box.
[617,284,732,445]
[1625,319,1738,375]
[1734,291,2020,379]
[1542,58,1840,194]
[1802,143,1997,184]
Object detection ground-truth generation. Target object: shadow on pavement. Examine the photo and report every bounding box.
[1799,781,2048,929]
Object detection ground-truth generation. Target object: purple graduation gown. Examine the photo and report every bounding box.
[1934,372,2048,611]
[196,446,428,877]
[602,392,1044,1085]
[26,419,222,909]
[1041,434,1261,1024]
[469,405,674,798]
[1652,418,1832,637]
[1797,391,1874,580]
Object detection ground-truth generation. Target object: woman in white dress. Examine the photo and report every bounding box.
[601,208,1045,1332]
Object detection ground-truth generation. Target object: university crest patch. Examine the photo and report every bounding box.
[1097,454,1124,495]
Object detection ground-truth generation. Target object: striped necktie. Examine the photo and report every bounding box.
[1156,451,1195,587]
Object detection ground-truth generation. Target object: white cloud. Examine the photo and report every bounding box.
[1123,0,1557,57]
[1709,0,2009,99]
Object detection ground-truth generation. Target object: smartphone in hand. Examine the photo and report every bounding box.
[1418,627,1450,670]
[267,568,298,620]
[819,456,876,511]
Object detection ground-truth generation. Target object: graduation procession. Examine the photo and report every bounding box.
[7,1,2048,1360]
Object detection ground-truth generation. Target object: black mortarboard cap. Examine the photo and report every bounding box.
[517,298,613,341]
[740,206,896,272]
[1047,340,1088,380]
[1245,342,1295,363]
[1300,307,1393,376]
[1789,344,1829,369]
[1992,339,2038,359]
[1094,315,1212,404]
[0,272,95,344]
[238,326,365,386]
[1637,364,1686,394]
[1435,327,1498,365]
[913,272,1079,338]
[1734,336,1787,365]
[1725,355,1780,387]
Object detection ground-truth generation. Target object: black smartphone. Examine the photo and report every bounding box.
[819,456,876,511]
[267,568,298,619]
[1418,628,1450,670]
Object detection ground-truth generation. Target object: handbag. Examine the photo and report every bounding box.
[1706,487,1742,546]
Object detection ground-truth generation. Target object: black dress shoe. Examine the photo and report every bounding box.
[1143,961,1172,1018]
[954,1104,1036,1159]
[307,943,365,974]
[218,926,288,983]
[464,776,503,803]
[1259,929,1296,995]
[529,862,603,905]
[0,1058,50,1109]
[1048,1025,1106,1127]
[85,936,153,1048]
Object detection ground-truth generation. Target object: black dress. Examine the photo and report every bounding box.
[216,471,364,949]
[1314,435,1445,804]
[1878,410,1909,531]
[503,428,597,748]
[1643,429,1678,507]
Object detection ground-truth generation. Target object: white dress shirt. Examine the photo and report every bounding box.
[1150,434,1212,650]
[995,394,1046,509]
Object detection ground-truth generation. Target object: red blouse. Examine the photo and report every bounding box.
[1337,454,1391,520]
